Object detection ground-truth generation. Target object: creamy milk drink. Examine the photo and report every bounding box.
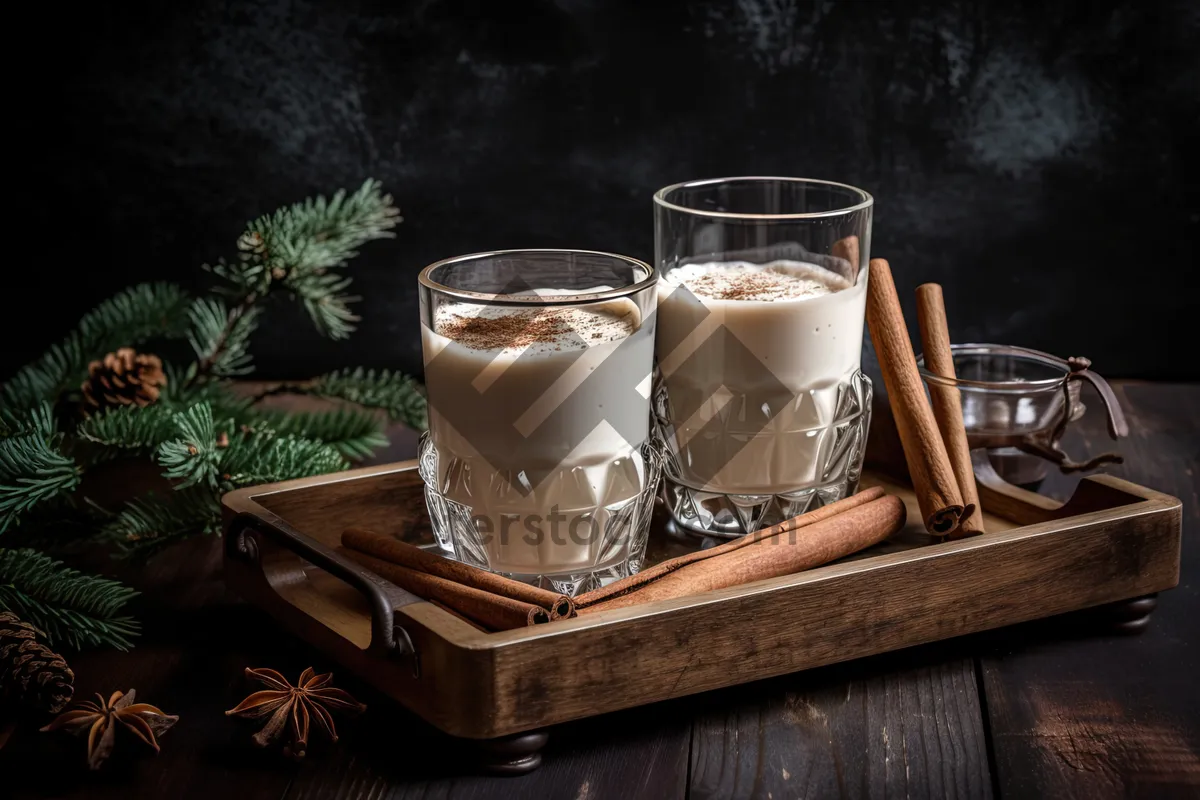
[653,176,874,535]
[421,292,655,578]
[655,259,868,495]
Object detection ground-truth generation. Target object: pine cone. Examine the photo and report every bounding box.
[81,348,166,411]
[0,612,74,714]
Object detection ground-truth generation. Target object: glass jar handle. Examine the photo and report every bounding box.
[1020,357,1128,473]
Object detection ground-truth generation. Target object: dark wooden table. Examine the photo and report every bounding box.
[3,382,1197,798]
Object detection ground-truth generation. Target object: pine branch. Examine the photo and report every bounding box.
[187,298,263,377]
[104,489,221,561]
[217,432,349,489]
[159,366,254,419]
[155,403,220,489]
[103,409,350,555]
[0,406,26,438]
[77,404,179,456]
[307,368,428,430]
[250,407,388,460]
[0,403,81,533]
[1,283,191,410]
[252,178,402,274]
[1,401,56,439]
[0,181,407,652]
[288,272,361,340]
[205,179,400,339]
[0,547,139,650]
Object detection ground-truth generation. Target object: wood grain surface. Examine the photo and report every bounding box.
[979,384,1200,799]
[689,650,993,800]
[1,381,1195,799]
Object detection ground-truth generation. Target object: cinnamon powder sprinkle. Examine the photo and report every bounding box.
[436,303,635,352]
[684,268,829,301]
[664,261,848,301]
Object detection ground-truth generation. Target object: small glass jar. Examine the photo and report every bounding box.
[916,343,1123,486]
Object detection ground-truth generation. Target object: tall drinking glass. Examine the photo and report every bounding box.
[653,177,874,536]
[418,250,661,595]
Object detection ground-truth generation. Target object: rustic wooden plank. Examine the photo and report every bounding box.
[980,383,1200,798]
[282,698,691,800]
[689,645,993,799]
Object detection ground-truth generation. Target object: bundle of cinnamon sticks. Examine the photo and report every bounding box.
[340,488,907,630]
[866,259,983,537]
[341,530,574,631]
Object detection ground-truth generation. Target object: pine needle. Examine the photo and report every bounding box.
[251,178,402,274]
[0,547,140,650]
[0,403,81,532]
[204,178,400,339]
[156,403,220,489]
[159,368,254,419]
[308,367,428,430]
[289,272,361,340]
[250,407,388,460]
[187,298,263,377]
[217,433,349,489]
[77,404,179,455]
[105,490,222,561]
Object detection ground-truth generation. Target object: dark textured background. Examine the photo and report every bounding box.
[12,0,1199,381]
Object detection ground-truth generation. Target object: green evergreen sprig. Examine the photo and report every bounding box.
[217,431,348,489]
[251,407,388,460]
[0,404,81,532]
[1,283,192,411]
[104,489,222,560]
[0,179,418,652]
[308,367,428,430]
[77,404,179,455]
[0,547,140,650]
[159,365,255,419]
[155,403,222,489]
[188,298,263,377]
[206,178,400,339]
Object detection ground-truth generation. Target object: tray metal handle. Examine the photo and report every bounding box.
[226,512,421,676]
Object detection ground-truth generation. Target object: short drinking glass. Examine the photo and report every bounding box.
[418,250,662,595]
[653,177,874,536]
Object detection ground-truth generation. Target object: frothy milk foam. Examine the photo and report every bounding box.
[656,260,867,494]
[422,292,653,576]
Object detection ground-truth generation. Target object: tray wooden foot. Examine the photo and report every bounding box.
[1094,593,1158,635]
[471,730,549,775]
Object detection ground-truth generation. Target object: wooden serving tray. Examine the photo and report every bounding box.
[221,461,1181,768]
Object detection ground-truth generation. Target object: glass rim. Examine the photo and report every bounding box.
[418,248,656,306]
[917,343,1070,391]
[653,176,874,220]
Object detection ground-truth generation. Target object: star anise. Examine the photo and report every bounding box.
[40,688,178,769]
[225,667,366,759]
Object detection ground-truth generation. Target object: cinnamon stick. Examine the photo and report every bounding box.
[577,495,906,613]
[915,283,983,536]
[342,529,574,619]
[574,487,886,610]
[342,550,550,631]
[866,259,965,534]
[429,599,489,632]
